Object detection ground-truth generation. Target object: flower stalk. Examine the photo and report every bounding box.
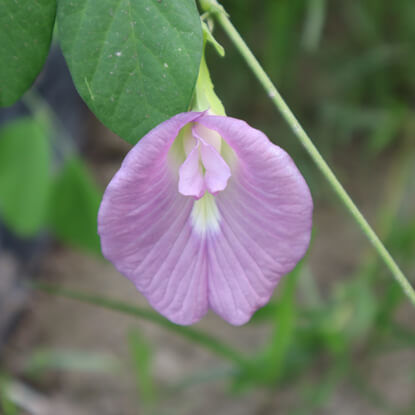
[200,0,415,307]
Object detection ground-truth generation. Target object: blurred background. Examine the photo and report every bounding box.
[0,0,414,414]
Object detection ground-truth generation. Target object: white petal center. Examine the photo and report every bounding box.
[190,192,221,235]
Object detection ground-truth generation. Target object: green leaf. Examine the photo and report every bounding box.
[48,157,102,254]
[0,119,51,236]
[57,0,203,144]
[0,0,56,107]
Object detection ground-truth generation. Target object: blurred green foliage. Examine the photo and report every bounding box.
[23,349,119,378]
[212,0,415,163]
[0,96,102,253]
[0,375,18,415]
[0,118,51,236]
[128,329,157,408]
[1,0,414,414]
[48,157,102,254]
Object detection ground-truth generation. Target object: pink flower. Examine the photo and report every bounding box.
[98,112,313,325]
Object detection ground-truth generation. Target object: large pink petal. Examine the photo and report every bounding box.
[197,115,313,325]
[98,112,209,325]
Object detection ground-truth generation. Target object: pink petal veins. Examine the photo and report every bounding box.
[98,112,313,326]
[98,112,208,325]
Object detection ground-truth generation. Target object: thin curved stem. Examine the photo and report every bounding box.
[200,0,415,307]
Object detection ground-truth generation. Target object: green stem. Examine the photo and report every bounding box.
[200,0,415,307]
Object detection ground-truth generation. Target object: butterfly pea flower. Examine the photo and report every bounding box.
[98,112,313,326]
